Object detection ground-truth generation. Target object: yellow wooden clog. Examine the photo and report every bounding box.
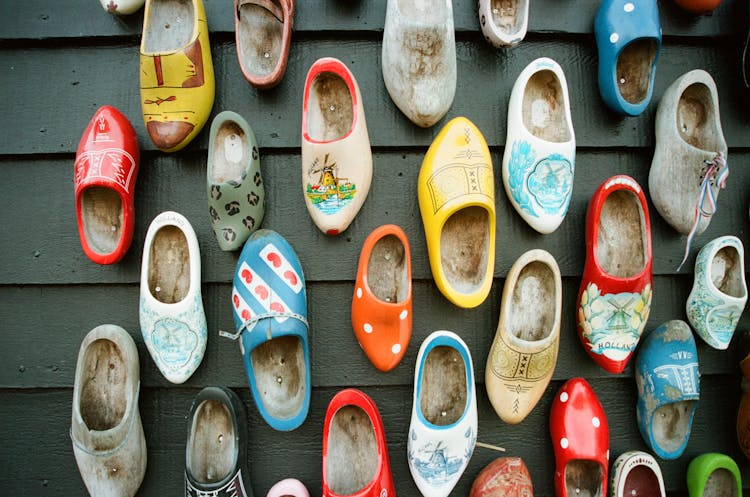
[140,0,215,152]
[418,116,495,308]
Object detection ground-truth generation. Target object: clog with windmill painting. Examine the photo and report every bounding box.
[140,0,215,152]
[301,57,372,236]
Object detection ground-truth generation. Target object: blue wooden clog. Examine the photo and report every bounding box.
[635,320,699,460]
[223,229,311,431]
[595,0,661,116]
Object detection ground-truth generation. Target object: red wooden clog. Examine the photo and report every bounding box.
[322,389,395,497]
[577,175,652,374]
[550,378,609,497]
[74,106,139,265]
[352,224,412,372]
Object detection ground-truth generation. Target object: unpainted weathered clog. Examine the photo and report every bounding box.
[609,451,665,497]
[478,0,529,47]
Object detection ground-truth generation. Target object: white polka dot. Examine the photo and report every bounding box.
[592,416,600,428]
[624,2,634,12]
[399,310,408,320]
[560,437,569,449]
[364,323,373,334]
[392,344,402,354]
[560,392,569,403]
[610,33,619,43]
[606,450,610,460]
[356,288,363,299]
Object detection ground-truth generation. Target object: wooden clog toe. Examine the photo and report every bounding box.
[469,457,533,497]
[267,478,310,497]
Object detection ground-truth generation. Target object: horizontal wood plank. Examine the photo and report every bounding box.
[1,38,749,155]
[0,0,741,41]
[1,151,747,285]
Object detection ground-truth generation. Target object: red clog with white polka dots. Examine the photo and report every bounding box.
[550,378,609,497]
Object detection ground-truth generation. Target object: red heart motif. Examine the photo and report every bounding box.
[241,269,252,284]
[233,295,240,308]
[283,270,298,286]
[270,302,285,313]
[241,309,251,320]
[267,252,282,268]
[255,286,269,300]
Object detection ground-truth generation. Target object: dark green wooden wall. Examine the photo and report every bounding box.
[1,0,749,495]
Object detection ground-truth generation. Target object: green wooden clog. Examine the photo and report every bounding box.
[687,453,741,497]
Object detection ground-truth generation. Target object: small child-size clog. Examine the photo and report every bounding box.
[486,249,561,424]
[408,331,477,497]
[578,175,652,374]
[235,0,294,89]
[71,325,146,497]
[100,0,145,15]
[140,0,215,152]
[610,451,665,497]
[649,69,728,265]
[478,0,528,48]
[687,453,741,497]
[550,378,609,497]
[382,0,456,127]
[418,117,495,308]
[222,229,310,431]
[301,57,372,236]
[502,58,575,234]
[352,224,412,372]
[635,320,699,460]
[469,457,533,497]
[185,387,251,497]
[322,389,395,497]
[267,478,309,497]
[686,236,747,349]
[140,211,207,384]
[738,331,750,461]
[75,105,139,265]
[207,110,265,251]
[595,0,661,116]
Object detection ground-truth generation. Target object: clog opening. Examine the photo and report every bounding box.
[440,207,490,295]
[142,0,195,54]
[80,339,127,431]
[237,0,284,79]
[210,120,248,184]
[398,0,449,23]
[509,260,556,341]
[148,225,191,304]
[677,83,721,151]
[623,464,661,497]
[652,400,695,454]
[367,234,408,304]
[522,69,571,143]
[306,72,353,142]
[712,246,744,297]
[251,335,306,420]
[81,187,123,256]
[703,468,738,497]
[326,405,378,495]
[597,190,646,278]
[616,39,657,105]
[420,346,467,426]
[490,0,527,35]
[187,400,236,484]
[564,460,603,497]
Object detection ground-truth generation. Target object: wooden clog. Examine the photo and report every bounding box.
[352,224,412,372]
[75,105,139,265]
[100,0,145,15]
[686,453,741,497]
[418,116,495,308]
[673,0,722,15]
[478,0,529,48]
[140,0,215,152]
[469,457,534,497]
[610,451,665,497]
[267,478,310,497]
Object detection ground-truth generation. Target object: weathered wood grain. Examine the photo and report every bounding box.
[0,0,740,40]
[1,151,747,285]
[1,378,746,497]
[2,39,750,155]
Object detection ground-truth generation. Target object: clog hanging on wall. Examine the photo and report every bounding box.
[301,57,372,236]
[686,453,742,497]
[673,0,722,15]
[595,0,661,116]
[100,0,145,15]
[207,111,265,251]
[352,224,412,372]
[478,0,529,47]
[75,105,139,265]
[469,457,534,497]
[140,0,215,152]
[267,479,310,497]
[418,117,495,308]
[577,175,652,374]
[610,451,666,497]
[502,57,575,234]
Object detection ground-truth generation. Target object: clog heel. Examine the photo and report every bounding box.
[418,117,495,308]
